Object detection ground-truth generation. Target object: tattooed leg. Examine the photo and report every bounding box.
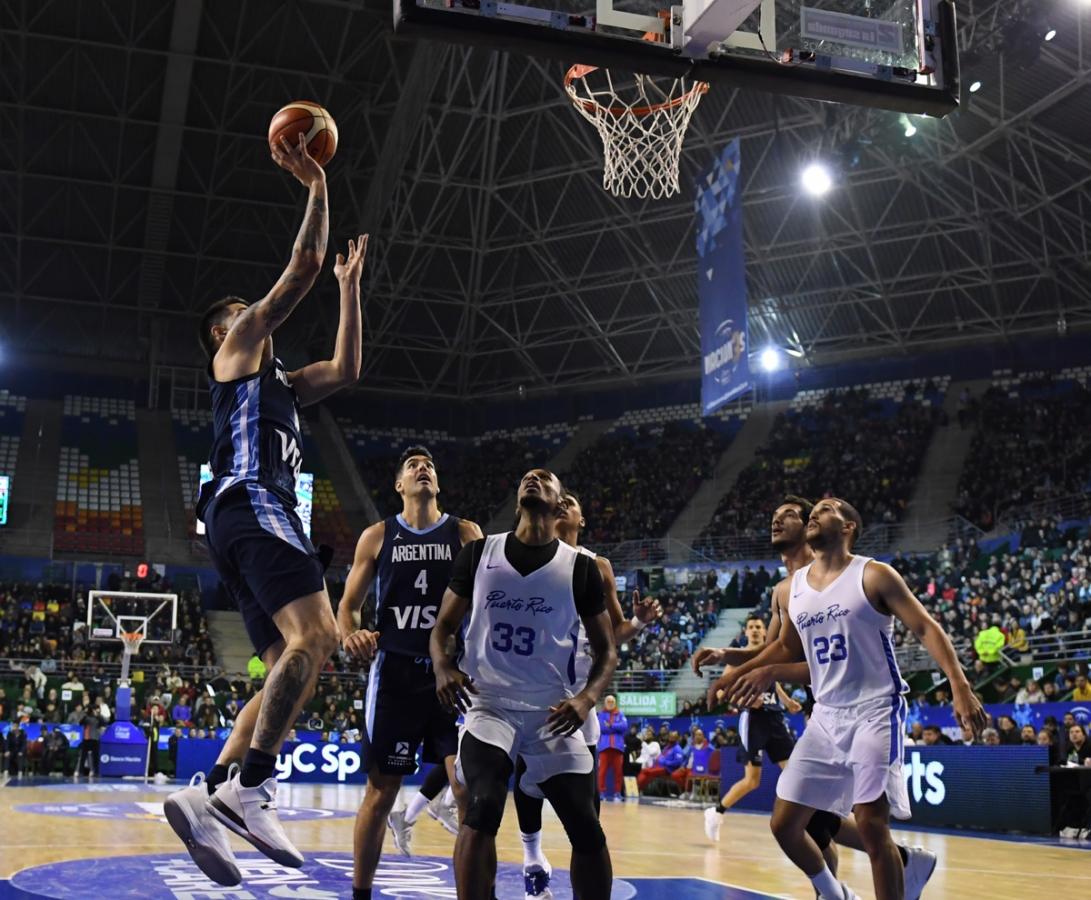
[250,590,340,755]
[252,649,314,753]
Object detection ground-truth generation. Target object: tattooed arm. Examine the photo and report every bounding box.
[215,133,328,381]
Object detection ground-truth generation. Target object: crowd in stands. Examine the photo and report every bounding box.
[699,385,942,549]
[610,581,722,673]
[564,422,729,547]
[954,378,1091,530]
[887,520,1091,684]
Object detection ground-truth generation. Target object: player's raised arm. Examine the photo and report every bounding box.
[599,559,661,644]
[865,560,987,734]
[337,521,384,663]
[219,135,328,369]
[289,234,367,406]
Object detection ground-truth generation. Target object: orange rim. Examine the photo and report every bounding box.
[564,66,709,117]
[564,11,708,118]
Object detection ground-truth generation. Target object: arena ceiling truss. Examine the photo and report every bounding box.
[1,0,1089,400]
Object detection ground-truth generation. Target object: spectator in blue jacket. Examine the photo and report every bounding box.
[597,695,628,801]
[637,731,685,792]
[672,728,715,791]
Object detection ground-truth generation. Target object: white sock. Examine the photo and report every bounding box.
[404,791,430,825]
[440,785,454,807]
[810,866,842,899]
[520,830,544,868]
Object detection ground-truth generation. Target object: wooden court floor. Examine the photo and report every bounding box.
[0,776,1087,898]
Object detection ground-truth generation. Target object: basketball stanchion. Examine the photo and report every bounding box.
[118,630,149,783]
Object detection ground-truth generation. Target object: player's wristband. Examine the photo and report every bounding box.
[629,615,646,632]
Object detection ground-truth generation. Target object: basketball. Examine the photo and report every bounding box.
[268,101,338,167]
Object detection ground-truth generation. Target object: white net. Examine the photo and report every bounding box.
[119,631,145,684]
[565,65,708,200]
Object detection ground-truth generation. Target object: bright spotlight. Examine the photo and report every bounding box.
[760,347,783,372]
[904,123,917,137]
[801,163,832,197]
[1044,29,1056,42]
[969,80,982,93]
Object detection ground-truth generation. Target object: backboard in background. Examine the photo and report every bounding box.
[87,590,178,645]
[394,0,959,116]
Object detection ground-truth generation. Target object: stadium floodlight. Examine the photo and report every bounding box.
[800,163,832,197]
[760,347,783,372]
[969,80,982,93]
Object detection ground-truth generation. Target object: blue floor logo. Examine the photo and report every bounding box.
[8,852,776,898]
[14,802,353,822]
[9,853,599,899]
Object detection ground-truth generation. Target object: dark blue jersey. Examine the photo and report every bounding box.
[375,513,462,657]
[756,687,785,715]
[197,357,303,518]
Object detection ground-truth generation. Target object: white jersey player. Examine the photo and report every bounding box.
[430,469,618,900]
[513,491,662,899]
[718,497,986,900]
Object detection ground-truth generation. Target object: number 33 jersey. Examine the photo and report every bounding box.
[375,513,463,658]
[461,532,584,711]
[789,555,908,708]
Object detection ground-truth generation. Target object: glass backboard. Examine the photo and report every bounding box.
[394,0,959,116]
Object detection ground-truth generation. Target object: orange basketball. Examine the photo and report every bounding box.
[268,101,338,167]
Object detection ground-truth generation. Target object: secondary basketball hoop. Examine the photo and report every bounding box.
[564,14,708,200]
[119,630,145,684]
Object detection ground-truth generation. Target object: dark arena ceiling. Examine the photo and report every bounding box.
[1,0,1090,399]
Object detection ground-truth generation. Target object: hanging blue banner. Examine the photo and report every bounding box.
[696,138,750,416]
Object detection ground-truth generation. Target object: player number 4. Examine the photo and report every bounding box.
[414,569,428,595]
[813,634,847,665]
[491,622,535,656]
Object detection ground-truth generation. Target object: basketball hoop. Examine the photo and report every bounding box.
[119,630,145,684]
[564,14,708,199]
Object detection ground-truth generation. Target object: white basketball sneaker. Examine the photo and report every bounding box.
[703,806,722,842]
[163,772,242,887]
[903,846,938,899]
[388,807,414,856]
[207,772,304,868]
[426,795,459,835]
[523,860,553,899]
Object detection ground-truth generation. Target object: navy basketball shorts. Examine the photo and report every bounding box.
[203,483,327,658]
[737,708,795,766]
[363,651,457,776]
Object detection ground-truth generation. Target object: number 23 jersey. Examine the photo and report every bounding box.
[452,532,605,711]
[789,555,908,708]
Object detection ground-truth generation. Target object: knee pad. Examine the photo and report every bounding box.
[805,810,842,850]
[463,784,506,836]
